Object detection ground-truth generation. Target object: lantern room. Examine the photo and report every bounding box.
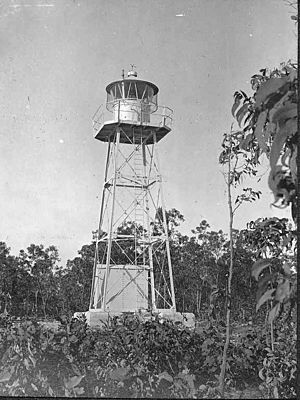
[92,69,173,144]
[105,70,158,123]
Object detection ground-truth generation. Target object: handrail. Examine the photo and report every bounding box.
[92,103,173,133]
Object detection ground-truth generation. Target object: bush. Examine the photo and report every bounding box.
[258,319,296,398]
[0,314,296,398]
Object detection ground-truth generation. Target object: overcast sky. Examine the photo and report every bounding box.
[0,0,296,264]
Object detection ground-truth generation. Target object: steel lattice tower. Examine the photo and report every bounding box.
[85,69,194,328]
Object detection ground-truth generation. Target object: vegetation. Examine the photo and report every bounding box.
[216,6,297,393]
[0,4,297,399]
[0,205,296,397]
[0,311,295,398]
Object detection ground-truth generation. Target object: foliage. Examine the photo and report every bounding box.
[242,217,296,257]
[3,314,294,398]
[18,245,60,319]
[241,217,296,324]
[0,316,83,397]
[0,243,61,319]
[258,316,296,399]
[0,214,260,323]
[0,213,296,398]
[228,61,297,221]
[57,242,95,316]
[218,57,297,398]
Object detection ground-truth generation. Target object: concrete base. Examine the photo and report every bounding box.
[74,310,123,328]
[74,309,195,330]
[156,309,195,330]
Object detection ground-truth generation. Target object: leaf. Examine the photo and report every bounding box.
[269,125,288,170]
[73,386,85,395]
[271,103,297,125]
[231,93,243,117]
[288,68,297,81]
[158,371,173,383]
[251,74,264,90]
[109,366,131,382]
[31,383,38,391]
[256,288,275,312]
[257,273,271,288]
[266,376,273,384]
[48,387,54,396]
[275,280,290,303]
[258,368,265,381]
[244,348,253,358]
[178,372,196,394]
[69,335,78,343]
[240,90,248,98]
[251,259,271,281]
[0,369,12,383]
[264,121,276,142]
[253,110,268,152]
[290,146,297,183]
[273,385,279,399]
[239,133,253,151]
[24,358,30,370]
[283,262,291,276]
[268,303,281,325]
[270,119,297,171]
[254,76,288,107]
[267,166,282,191]
[281,147,291,167]
[236,103,250,127]
[64,375,84,389]
[71,363,82,376]
[256,274,272,301]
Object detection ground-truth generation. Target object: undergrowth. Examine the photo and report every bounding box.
[0,314,296,398]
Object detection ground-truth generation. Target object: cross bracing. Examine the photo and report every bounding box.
[89,126,176,312]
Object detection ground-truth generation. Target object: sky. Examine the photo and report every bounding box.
[0,0,297,265]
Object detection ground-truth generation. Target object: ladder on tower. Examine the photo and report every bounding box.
[133,143,146,265]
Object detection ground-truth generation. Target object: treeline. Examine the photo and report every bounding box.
[0,210,294,322]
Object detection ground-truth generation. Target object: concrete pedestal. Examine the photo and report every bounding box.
[156,309,195,330]
[74,309,195,330]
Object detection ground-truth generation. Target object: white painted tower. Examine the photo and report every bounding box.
[85,68,194,328]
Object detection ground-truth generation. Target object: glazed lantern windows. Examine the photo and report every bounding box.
[106,80,157,103]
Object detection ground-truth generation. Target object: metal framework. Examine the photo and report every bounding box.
[89,128,176,312]
[89,74,176,315]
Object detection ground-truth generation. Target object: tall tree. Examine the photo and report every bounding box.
[58,242,95,316]
[18,244,60,319]
[0,242,16,315]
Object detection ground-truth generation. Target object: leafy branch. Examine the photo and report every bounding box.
[230,61,298,222]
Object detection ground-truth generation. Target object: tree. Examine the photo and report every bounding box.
[219,59,298,327]
[152,207,185,240]
[244,217,296,326]
[0,242,36,317]
[218,128,263,396]
[0,242,16,315]
[58,242,95,316]
[18,244,60,319]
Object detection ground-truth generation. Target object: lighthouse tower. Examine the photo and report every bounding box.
[86,68,194,328]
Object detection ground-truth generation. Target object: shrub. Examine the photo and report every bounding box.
[0,314,295,398]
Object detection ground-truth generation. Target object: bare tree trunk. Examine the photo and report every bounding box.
[42,298,47,320]
[219,135,234,397]
[268,264,275,351]
[224,284,228,315]
[35,290,38,316]
[198,289,202,316]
